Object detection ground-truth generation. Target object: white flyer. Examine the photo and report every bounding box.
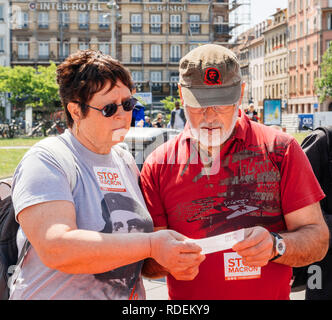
[185,228,245,255]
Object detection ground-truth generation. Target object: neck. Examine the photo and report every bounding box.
[70,128,114,154]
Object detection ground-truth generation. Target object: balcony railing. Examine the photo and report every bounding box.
[17,54,29,60]
[150,27,161,34]
[131,26,142,33]
[150,57,162,63]
[131,57,142,63]
[170,57,180,63]
[38,55,50,60]
[170,26,181,34]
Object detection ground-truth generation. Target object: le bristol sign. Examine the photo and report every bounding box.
[143,4,187,12]
[28,1,103,11]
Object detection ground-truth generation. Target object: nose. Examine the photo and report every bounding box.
[203,107,217,122]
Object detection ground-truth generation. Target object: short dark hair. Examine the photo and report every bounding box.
[56,50,134,128]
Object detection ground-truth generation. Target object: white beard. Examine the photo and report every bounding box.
[184,106,239,148]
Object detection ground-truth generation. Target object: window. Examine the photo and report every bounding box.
[0,4,4,22]
[59,42,70,58]
[132,71,143,83]
[131,14,142,33]
[300,47,304,65]
[306,45,310,64]
[189,14,200,34]
[328,13,332,30]
[170,72,179,90]
[215,16,228,34]
[131,44,142,62]
[300,74,304,92]
[38,12,49,28]
[170,44,181,62]
[79,42,89,50]
[150,44,162,62]
[170,14,181,34]
[38,42,49,59]
[59,12,70,28]
[150,14,161,34]
[99,13,110,29]
[150,71,162,91]
[99,42,110,55]
[300,22,303,36]
[17,12,29,29]
[78,12,89,29]
[0,37,4,53]
[18,42,29,59]
[313,42,318,61]
[306,72,311,91]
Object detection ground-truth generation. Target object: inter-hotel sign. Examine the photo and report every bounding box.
[29,2,187,12]
[29,2,103,11]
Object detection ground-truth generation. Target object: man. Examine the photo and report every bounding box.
[170,101,186,130]
[139,44,329,300]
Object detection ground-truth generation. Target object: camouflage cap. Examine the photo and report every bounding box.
[179,44,242,108]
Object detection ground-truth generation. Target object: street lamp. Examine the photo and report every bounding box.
[106,1,120,58]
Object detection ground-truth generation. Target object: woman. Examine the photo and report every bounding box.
[10,50,204,300]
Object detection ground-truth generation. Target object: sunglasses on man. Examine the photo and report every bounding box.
[73,97,138,118]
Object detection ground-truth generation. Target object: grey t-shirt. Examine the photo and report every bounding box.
[10,130,153,300]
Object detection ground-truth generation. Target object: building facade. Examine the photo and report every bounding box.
[288,0,332,113]
[9,0,233,106]
[10,0,119,66]
[248,20,269,112]
[263,8,288,113]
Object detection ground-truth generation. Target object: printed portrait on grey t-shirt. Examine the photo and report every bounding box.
[94,193,153,298]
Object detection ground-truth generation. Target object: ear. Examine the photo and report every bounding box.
[67,102,82,123]
[238,82,246,106]
[178,84,184,106]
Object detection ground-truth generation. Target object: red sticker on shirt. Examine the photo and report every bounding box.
[204,68,222,85]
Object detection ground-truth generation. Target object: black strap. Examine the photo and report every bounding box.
[17,240,30,267]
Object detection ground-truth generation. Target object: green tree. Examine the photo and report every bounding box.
[0,63,61,118]
[315,45,332,103]
[160,95,182,122]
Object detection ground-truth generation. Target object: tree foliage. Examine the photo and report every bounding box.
[315,45,332,103]
[0,62,60,116]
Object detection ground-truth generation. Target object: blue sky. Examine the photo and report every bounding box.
[251,0,288,26]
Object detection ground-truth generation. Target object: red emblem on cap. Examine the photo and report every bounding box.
[204,68,222,86]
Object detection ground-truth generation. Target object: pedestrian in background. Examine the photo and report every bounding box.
[170,101,186,130]
[245,103,259,122]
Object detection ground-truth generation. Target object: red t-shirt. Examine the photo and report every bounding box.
[140,111,325,300]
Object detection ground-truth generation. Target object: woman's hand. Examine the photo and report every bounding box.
[149,230,205,280]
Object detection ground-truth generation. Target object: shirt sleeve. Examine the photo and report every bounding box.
[12,149,74,222]
[139,161,167,228]
[280,138,325,215]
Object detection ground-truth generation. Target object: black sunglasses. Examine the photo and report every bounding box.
[74,97,138,118]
